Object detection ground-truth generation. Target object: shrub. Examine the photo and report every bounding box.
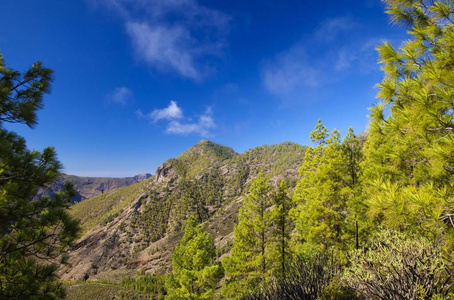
[343,229,454,300]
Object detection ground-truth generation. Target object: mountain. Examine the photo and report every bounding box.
[58,140,306,282]
[36,173,152,203]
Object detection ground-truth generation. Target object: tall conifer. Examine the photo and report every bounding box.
[293,121,364,256]
[270,179,292,278]
[166,216,223,299]
[222,172,272,297]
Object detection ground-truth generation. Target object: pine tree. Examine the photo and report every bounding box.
[293,121,346,254]
[341,128,368,251]
[221,172,272,297]
[166,216,223,300]
[270,179,292,278]
[0,52,80,299]
[293,121,364,256]
[362,0,454,235]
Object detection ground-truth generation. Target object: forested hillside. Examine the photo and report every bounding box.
[58,139,307,283]
[61,1,454,299]
[2,0,454,299]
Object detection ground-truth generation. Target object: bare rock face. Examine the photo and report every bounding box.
[155,162,176,183]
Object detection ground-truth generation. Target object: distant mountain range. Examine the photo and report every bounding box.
[57,139,307,282]
[36,173,152,203]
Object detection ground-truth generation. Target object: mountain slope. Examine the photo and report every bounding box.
[58,140,306,281]
[37,173,152,203]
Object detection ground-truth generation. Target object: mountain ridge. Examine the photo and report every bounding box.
[58,140,307,282]
[36,173,152,203]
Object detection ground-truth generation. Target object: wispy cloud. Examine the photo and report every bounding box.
[91,0,230,80]
[334,39,379,72]
[262,45,320,95]
[261,16,380,99]
[138,101,215,136]
[106,87,133,105]
[314,16,355,42]
[126,23,199,79]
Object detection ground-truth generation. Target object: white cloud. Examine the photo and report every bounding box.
[137,100,183,122]
[92,0,230,80]
[138,102,215,136]
[166,108,215,136]
[106,87,133,105]
[151,100,183,122]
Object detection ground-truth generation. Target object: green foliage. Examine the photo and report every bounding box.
[242,142,307,180]
[168,168,226,226]
[199,140,236,160]
[166,158,189,178]
[229,157,250,195]
[120,274,166,297]
[269,180,293,278]
[293,122,364,256]
[362,0,454,236]
[241,253,359,300]
[172,140,236,179]
[166,216,223,299]
[0,53,80,299]
[131,194,172,243]
[0,52,53,128]
[343,229,454,300]
[222,173,273,297]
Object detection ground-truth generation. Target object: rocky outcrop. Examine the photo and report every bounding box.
[155,162,176,183]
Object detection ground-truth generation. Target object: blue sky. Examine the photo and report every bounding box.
[0,0,406,177]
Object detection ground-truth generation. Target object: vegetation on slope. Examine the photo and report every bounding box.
[61,138,307,286]
[69,181,146,234]
[14,1,454,299]
[64,283,150,300]
[222,0,454,298]
[169,139,237,178]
